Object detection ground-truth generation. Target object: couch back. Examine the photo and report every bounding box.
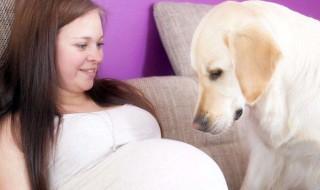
[0,0,13,67]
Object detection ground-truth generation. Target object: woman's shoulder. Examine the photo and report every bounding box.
[0,115,31,189]
[0,114,22,162]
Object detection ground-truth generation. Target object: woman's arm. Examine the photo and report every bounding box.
[0,118,31,190]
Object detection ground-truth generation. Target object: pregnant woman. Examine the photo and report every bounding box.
[0,0,227,189]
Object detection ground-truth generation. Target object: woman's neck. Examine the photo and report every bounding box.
[57,91,101,114]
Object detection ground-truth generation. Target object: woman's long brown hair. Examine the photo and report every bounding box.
[0,0,157,189]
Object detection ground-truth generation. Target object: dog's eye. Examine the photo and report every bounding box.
[209,69,223,80]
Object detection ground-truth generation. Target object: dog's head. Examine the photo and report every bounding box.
[191,2,282,135]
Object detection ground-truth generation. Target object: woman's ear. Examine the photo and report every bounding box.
[226,25,282,104]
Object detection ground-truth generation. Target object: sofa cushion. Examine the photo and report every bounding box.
[127,76,249,190]
[153,2,212,76]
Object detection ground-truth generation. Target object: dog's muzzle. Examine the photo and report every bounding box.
[193,115,211,132]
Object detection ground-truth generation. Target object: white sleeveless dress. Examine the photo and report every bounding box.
[48,104,227,190]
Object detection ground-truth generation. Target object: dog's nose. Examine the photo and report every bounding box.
[234,109,243,121]
[193,115,210,132]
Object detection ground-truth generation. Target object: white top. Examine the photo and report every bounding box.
[48,104,161,190]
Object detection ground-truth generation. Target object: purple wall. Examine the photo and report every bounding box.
[93,0,320,80]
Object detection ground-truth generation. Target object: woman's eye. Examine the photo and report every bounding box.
[76,44,87,49]
[209,69,223,80]
[97,42,104,48]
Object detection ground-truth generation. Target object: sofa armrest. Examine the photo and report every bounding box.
[126,76,249,190]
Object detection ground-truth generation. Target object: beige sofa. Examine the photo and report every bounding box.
[0,1,250,189]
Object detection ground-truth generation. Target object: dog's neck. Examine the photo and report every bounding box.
[248,68,320,149]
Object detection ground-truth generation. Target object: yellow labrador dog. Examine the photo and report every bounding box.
[191,1,320,189]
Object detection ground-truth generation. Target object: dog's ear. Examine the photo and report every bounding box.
[226,25,282,104]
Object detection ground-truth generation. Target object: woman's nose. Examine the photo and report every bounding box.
[87,48,103,63]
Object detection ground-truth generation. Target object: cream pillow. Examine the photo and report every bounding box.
[153,2,212,76]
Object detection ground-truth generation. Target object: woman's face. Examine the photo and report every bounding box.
[56,9,104,95]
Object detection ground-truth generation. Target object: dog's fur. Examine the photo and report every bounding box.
[191,1,320,189]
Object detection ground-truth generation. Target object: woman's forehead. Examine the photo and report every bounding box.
[58,10,103,39]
